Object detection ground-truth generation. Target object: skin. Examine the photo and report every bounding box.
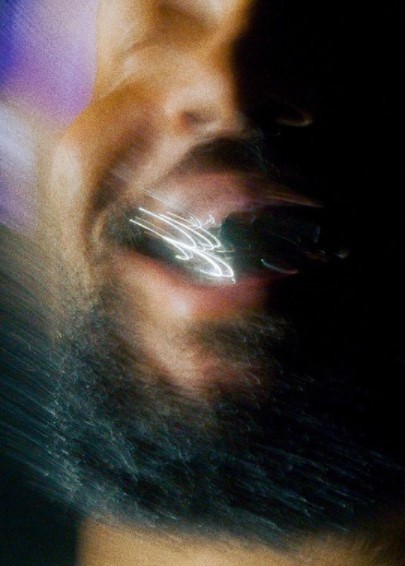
[48,0,318,390]
[78,520,385,566]
[40,0,404,563]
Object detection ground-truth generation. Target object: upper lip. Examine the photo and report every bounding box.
[98,164,319,240]
[100,165,321,249]
[131,170,320,226]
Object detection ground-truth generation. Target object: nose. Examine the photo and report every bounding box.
[161,44,313,143]
[162,47,246,139]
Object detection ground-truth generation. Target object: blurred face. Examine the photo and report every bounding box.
[48,0,347,391]
[40,0,404,549]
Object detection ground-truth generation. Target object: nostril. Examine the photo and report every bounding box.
[177,107,246,137]
[181,110,211,130]
[271,99,314,128]
[164,64,245,137]
[176,108,220,136]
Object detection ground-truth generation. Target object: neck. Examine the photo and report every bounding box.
[77,519,383,566]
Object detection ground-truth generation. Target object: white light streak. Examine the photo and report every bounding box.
[129,208,235,282]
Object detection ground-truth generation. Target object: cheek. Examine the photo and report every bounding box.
[46,88,157,259]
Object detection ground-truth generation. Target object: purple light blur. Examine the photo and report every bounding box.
[1,0,98,228]
[2,0,98,121]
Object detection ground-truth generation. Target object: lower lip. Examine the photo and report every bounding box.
[113,250,286,320]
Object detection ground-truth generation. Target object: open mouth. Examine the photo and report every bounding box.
[98,170,349,319]
[107,200,348,285]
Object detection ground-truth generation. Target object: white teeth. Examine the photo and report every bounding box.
[128,207,236,283]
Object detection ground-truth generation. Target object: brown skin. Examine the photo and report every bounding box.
[48,0,313,390]
[79,519,385,566]
[45,0,402,563]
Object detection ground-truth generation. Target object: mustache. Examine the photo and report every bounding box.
[172,134,271,177]
[97,127,316,228]
[168,133,317,194]
[93,133,273,231]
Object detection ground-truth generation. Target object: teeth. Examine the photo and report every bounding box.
[120,205,349,283]
[125,207,236,282]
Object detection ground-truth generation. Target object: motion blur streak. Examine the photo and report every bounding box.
[129,207,235,281]
[0,0,97,119]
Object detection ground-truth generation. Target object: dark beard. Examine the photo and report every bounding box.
[42,286,405,548]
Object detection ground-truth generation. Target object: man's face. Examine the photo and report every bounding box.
[42,0,404,546]
[48,0,348,390]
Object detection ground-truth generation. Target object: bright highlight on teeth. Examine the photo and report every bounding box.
[129,208,236,282]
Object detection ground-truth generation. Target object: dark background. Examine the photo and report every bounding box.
[0,458,76,566]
